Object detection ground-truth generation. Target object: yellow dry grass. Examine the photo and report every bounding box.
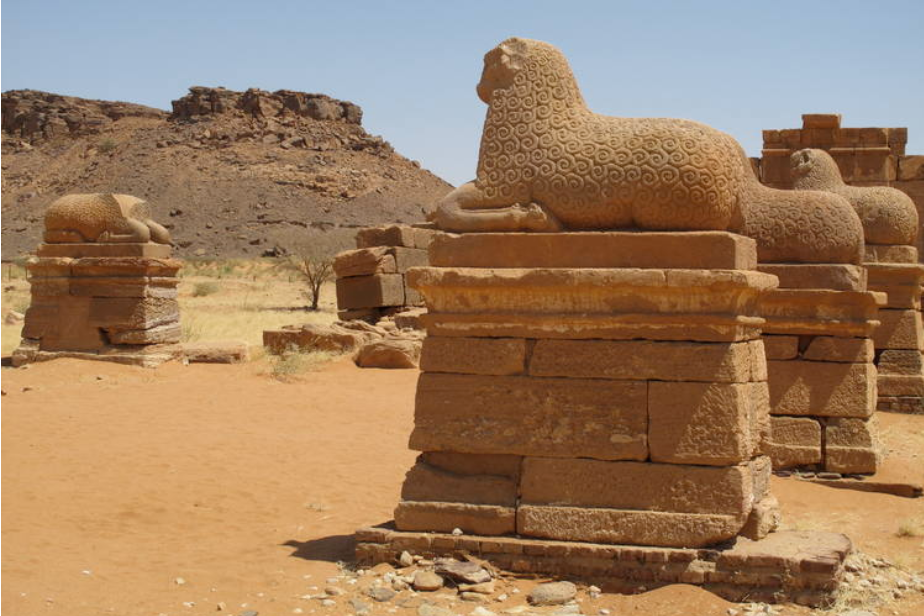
[1,259,339,357]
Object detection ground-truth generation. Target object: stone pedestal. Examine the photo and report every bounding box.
[359,232,850,605]
[757,265,882,474]
[12,242,182,367]
[866,263,924,414]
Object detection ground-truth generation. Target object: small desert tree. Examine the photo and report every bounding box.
[279,232,348,311]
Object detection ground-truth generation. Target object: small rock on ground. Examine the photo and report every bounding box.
[367,586,397,602]
[528,581,577,606]
[413,570,444,591]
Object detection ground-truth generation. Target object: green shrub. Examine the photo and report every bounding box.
[192,281,220,297]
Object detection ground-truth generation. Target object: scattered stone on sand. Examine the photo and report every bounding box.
[349,598,371,614]
[413,570,444,591]
[527,581,577,606]
[460,591,488,602]
[470,607,497,616]
[398,550,414,568]
[417,604,452,616]
[550,605,582,616]
[5,310,24,325]
[459,580,495,594]
[587,585,601,599]
[324,586,343,596]
[320,598,336,607]
[354,336,422,369]
[366,586,397,602]
[434,558,492,585]
[182,341,249,364]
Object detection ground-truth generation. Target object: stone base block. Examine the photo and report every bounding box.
[12,339,182,368]
[355,527,851,607]
[873,309,924,351]
[877,374,924,397]
[877,396,924,414]
[335,274,405,309]
[757,264,866,292]
[864,244,918,264]
[758,289,882,338]
[767,360,876,418]
[767,416,822,468]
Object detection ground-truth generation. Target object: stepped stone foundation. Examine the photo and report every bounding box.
[359,231,849,605]
[334,225,438,323]
[866,264,924,414]
[13,242,182,367]
[758,265,883,474]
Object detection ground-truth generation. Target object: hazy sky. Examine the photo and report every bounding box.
[3,0,922,186]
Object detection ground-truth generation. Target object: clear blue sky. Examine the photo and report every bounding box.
[3,0,923,186]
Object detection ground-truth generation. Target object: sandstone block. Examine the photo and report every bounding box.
[802,337,874,363]
[107,321,181,344]
[69,257,182,278]
[392,247,429,273]
[878,349,924,376]
[863,244,918,264]
[529,340,753,383]
[335,274,405,309]
[69,276,179,298]
[333,247,397,278]
[420,337,527,376]
[873,309,924,351]
[749,339,769,382]
[519,457,752,515]
[420,452,522,478]
[22,295,107,351]
[802,114,841,129]
[410,374,647,460]
[767,416,822,468]
[182,341,249,363]
[825,448,879,474]
[356,225,437,249]
[88,296,179,330]
[763,335,799,360]
[825,417,876,448]
[740,495,781,541]
[394,501,514,535]
[516,506,743,548]
[898,156,924,181]
[401,458,518,506]
[428,232,758,270]
[354,338,420,369]
[757,264,866,292]
[876,375,924,397]
[393,308,426,330]
[767,360,876,418]
[759,289,880,338]
[648,381,764,465]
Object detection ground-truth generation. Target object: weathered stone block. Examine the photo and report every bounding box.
[427,232,757,270]
[356,225,437,250]
[898,156,924,181]
[863,244,918,264]
[648,381,765,465]
[69,276,179,298]
[876,375,924,397]
[392,247,429,273]
[87,297,179,330]
[767,360,876,418]
[333,247,397,278]
[400,458,518,506]
[36,242,172,258]
[878,349,924,376]
[516,506,743,548]
[519,457,753,516]
[873,309,924,351]
[421,452,522,478]
[394,501,515,535]
[420,337,527,376]
[335,274,405,309]
[802,337,874,363]
[763,335,799,360]
[757,264,866,292]
[767,416,822,468]
[107,321,182,344]
[529,340,753,383]
[410,373,648,460]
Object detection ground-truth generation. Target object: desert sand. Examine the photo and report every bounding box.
[2,356,923,616]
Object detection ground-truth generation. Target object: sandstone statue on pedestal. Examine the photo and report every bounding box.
[358,37,852,606]
[13,193,183,367]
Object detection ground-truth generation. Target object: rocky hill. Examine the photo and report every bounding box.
[1,88,453,259]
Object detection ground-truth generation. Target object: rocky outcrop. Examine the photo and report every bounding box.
[170,86,362,125]
[2,90,167,143]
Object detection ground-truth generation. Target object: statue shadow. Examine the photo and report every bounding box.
[283,534,357,564]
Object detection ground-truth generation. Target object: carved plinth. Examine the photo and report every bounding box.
[866,263,924,414]
[13,243,183,367]
[757,265,883,474]
[381,233,792,555]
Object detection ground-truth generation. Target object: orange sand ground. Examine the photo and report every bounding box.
[2,357,923,616]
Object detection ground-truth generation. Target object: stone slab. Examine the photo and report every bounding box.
[648,382,767,465]
[529,340,755,383]
[410,373,648,460]
[182,341,250,364]
[107,321,182,345]
[758,264,866,292]
[355,528,851,606]
[11,340,183,368]
[400,459,517,507]
[877,375,924,397]
[873,309,924,351]
[393,501,515,535]
[877,396,924,414]
[35,242,172,258]
[767,360,876,418]
[409,267,776,318]
[420,336,527,376]
[335,274,405,309]
[759,289,882,338]
[428,232,758,270]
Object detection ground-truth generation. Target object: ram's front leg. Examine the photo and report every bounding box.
[433,181,562,232]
